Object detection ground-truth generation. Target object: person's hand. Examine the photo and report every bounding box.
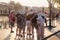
[37,21,40,26]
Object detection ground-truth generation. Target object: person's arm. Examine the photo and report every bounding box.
[15,14,18,23]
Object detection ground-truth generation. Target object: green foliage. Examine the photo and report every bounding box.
[9,1,22,10]
[53,0,60,4]
[14,2,22,10]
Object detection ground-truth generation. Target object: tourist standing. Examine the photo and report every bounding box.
[16,11,26,39]
[37,11,45,40]
[9,10,15,33]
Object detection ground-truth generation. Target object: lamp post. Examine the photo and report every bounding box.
[48,0,53,30]
[49,0,52,30]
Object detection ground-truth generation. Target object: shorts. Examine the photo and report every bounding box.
[31,23,38,29]
[10,22,14,27]
[17,23,25,29]
[26,20,31,27]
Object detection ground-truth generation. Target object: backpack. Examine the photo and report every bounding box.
[9,13,15,22]
[56,14,59,18]
[41,16,45,19]
[17,14,26,23]
[12,16,15,22]
[41,16,46,23]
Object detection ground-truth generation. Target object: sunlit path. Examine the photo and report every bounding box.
[0,26,60,40]
[0,17,60,40]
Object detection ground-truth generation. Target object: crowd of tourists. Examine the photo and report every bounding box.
[9,9,47,40]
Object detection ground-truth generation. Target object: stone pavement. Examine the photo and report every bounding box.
[44,28,60,40]
[0,28,10,40]
[44,19,60,40]
[0,28,60,40]
[0,20,60,40]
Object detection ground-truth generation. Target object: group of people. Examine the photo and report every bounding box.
[9,10,46,40]
[56,12,60,22]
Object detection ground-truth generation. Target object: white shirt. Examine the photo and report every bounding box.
[37,15,45,24]
[17,10,25,14]
[38,12,46,18]
[26,20,31,27]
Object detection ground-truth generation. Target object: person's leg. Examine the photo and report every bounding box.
[11,27,14,33]
[29,22,32,35]
[37,27,43,40]
[29,26,32,35]
[15,27,19,39]
[19,27,21,38]
[9,21,11,28]
[36,19,44,40]
[11,25,12,31]
[36,26,40,40]
[32,24,34,37]
[23,26,25,37]
[11,22,14,33]
[16,27,19,36]
[41,25,44,40]
[19,28,21,35]
[22,25,26,40]
[38,24,44,40]
[19,25,23,37]
[45,19,47,27]
[27,25,32,38]
[27,26,30,35]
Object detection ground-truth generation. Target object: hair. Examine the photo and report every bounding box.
[10,10,15,13]
[30,9,33,11]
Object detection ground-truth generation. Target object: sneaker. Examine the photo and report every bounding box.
[11,31,14,33]
[19,35,23,37]
[21,35,23,37]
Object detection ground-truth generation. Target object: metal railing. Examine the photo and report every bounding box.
[0,14,9,16]
[43,30,60,40]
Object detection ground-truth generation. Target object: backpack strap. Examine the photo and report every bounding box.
[30,14,37,21]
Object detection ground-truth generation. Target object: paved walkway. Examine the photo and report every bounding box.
[45,28,60,40]
[44,19,60,40]
[0,20,60,40]
[0,28,59,40]
[0,28,10,40]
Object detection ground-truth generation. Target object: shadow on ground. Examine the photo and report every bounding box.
[4,33,11,40]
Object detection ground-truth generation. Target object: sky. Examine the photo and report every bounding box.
[0,0,49,7]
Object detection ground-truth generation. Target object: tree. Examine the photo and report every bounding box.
[14,2,22,11]
[8,1,15,10]
[52,0,60,10]
[53,0,60,4]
